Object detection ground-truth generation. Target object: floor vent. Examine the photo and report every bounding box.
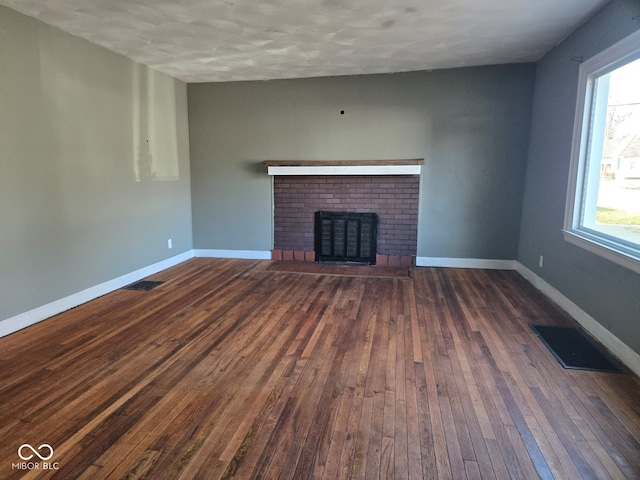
[122,280,164,291]
[315,211,378,264]
[530,324,620,373]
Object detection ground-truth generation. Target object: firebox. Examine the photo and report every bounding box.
[315,211,378,264]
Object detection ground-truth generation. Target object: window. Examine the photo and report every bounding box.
[565,30,640,274]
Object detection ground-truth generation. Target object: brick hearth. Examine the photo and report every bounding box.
[272,175,419,265]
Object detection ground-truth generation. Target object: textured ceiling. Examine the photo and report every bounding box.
[0,0,610,83]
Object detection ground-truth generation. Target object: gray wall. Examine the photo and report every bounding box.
[519,0,640,354]
[0,6,192,322]
[188,65,535,258]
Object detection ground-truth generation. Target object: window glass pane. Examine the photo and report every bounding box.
[585,58,640,247]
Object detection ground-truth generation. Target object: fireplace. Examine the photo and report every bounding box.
[263,160,423,266]
[315,211,378,264]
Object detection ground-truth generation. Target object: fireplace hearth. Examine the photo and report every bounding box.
[264,159,422,267]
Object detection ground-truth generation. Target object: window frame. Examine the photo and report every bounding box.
[564,29,640,275]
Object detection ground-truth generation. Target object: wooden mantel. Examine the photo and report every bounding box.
[261,159,424,176]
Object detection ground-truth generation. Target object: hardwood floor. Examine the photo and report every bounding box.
[0,258,639,479]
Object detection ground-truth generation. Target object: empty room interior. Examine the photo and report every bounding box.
[2,0,640,478]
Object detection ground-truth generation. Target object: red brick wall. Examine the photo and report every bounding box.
[273,175,419,256]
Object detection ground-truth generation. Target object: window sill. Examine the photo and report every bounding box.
[563,229,640,274]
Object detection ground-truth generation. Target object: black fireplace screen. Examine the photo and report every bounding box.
[315,211,378,264]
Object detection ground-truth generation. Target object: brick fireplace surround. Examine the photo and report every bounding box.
[270,173,420,266]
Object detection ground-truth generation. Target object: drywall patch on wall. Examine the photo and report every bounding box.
[0,6,193,322]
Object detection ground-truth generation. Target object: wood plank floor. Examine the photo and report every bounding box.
[0,258,639,479]
[266,261,410,278]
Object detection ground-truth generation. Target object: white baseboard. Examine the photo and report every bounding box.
[193,249,271,260]
[0,251,194,339]
[515,262,640,377]
[416,257,517,270]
